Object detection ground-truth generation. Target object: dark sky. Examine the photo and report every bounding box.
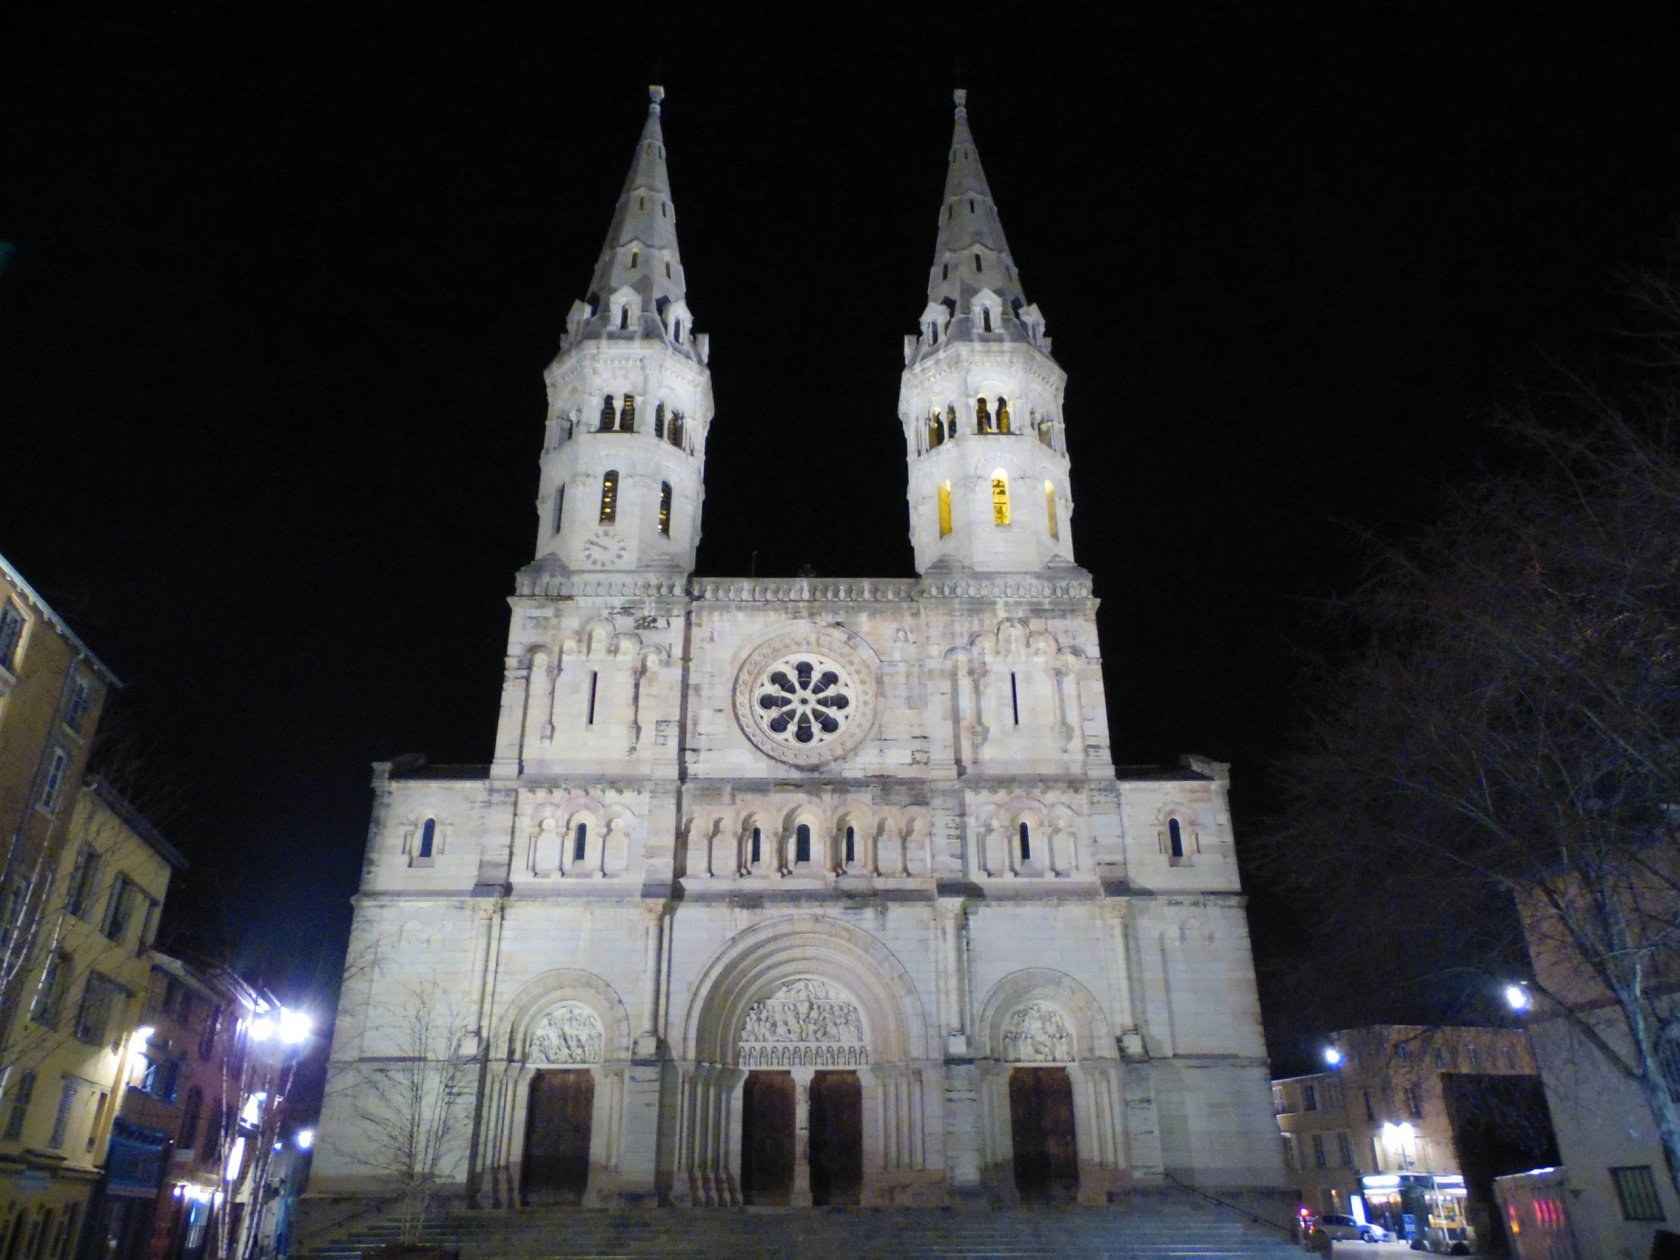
[6,3,1680,1063]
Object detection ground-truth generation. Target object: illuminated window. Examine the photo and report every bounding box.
[991,471,1011,525]
[599,471,618,523]
[795,824,811,864]
[552,486,564,535]
[927,412,944,449]
[654,403,665,439]
[658,482,672,537]
[946,404,957,435]
[997,397,1009,431]
[938,481,952,537]
[599,395,616,431]
[619,393,636,431]
[669,413,684,448]
[1045,481,1058,540]
[976,397,991,432]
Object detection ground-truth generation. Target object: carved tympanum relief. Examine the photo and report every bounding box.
[528,1002,605,1064]
[1001,1001,1075,1063]
[736,979,868,1068]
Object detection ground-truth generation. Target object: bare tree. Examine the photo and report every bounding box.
[1270,408,1680,1190]
[339,981,475,1245]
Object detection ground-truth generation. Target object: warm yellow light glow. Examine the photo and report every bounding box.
[599,470,619,523]
[991,471,1010,525]
[938,481,952,537]
[1044,481,1058,540]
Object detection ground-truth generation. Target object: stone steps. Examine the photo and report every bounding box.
[298,1204,1303,1260]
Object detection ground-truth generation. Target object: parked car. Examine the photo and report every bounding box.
[1310,1214,1390,1243]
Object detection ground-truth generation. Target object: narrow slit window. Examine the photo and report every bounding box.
[599,471,618,523]
[418,819,435,859]
[673,321,683,343]
[552,485,565,535]
[658,482,672,537]
[619,393,635,431]
[629,249,639,269]
[969,198,975,212]
[638,196,645,211]
[941,262,949,280]
[1018,823,1031,862]
[665,260,671,277]
[1010,672,1020,725]
[1045,481,1058,540]
[976,397,991,432]
[991,470,1011,525]
[997,398,1009,432]
[587,671,599,725]
[620,305,630,330]
[844,826,856,865]
[600,395,616,431]
[795,824,811,864]
[750,827,762,866]
[1168,818,1184,859]
[938,481,953,538]
[982,308,992,333]
[654,403,666,439]
[974,253,982,272]
[573,823,588,864]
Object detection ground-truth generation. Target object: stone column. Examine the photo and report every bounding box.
[635,902,664,1057]
[791,1065,815,1206]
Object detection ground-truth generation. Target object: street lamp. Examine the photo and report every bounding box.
[1503,983,1532,1012]
[1323,1045,1343,1067]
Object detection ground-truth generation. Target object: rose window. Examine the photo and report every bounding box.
[733,632,878,766]
[754,655,855,747]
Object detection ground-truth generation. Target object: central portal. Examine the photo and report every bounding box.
[741,1070,796,1205]
[808,1070,862,1205]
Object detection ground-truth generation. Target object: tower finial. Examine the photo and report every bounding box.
[649,84,664,114]
[953,88,967,117]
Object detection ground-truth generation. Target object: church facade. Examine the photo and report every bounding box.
[310,88,1284,1211]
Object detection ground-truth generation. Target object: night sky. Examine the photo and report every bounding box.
[6,4,1680,1068]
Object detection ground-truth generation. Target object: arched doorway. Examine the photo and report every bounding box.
[519,1002,605,1205]
[737,980,868,1206]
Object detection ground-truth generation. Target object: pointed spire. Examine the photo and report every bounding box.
[924,89,1031,323]
[570,86,699,357]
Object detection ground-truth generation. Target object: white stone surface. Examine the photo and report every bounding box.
[310,87,1285,1213]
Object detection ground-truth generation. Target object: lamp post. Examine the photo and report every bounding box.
[225,1002,313,1260]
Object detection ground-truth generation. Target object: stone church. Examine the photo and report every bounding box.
[311,87,1285,1211]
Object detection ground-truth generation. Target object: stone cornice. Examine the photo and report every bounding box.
[691,577,918,603]
[514,565,687,598]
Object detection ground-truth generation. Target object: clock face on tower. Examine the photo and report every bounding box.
[579,530,630,568]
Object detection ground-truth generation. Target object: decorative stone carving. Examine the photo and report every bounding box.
[1001,1002,1075,1063]
[737,979,868,1068]
[733,631,878,766]
[529,1002,604,1064]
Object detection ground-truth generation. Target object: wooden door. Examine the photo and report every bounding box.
[740,1071,796,1205]
[522,1069,594,1205]
[808,1071,863,1205]
[1009,1066,1078,1202]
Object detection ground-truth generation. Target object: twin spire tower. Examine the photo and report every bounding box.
[535,86,1076,580]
